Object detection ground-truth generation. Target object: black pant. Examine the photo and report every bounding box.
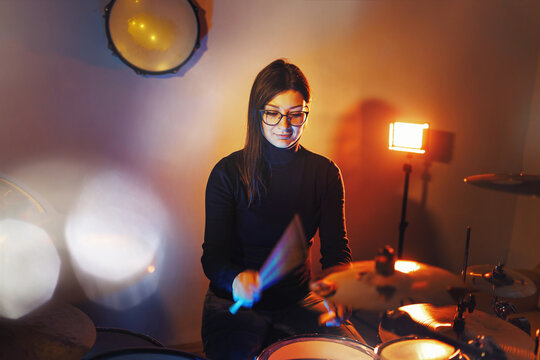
[201,288,365,360]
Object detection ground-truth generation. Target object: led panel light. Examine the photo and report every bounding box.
[389,122,429,154]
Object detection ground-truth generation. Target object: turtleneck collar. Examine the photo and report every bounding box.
[262,136,301,167]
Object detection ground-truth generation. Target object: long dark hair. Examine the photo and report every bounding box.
[240,59,311,206]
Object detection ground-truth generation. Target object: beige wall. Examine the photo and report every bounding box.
[1,0,539,345]
[508,55,540,270]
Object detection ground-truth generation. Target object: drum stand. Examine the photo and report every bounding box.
[380,306,506,360]
[453,293,475,333]
[486,264,534,336]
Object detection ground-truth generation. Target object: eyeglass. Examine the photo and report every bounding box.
[259,109,309,127]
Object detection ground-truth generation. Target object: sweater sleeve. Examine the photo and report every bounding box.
[201,160,242,293]
[318,161,352,269]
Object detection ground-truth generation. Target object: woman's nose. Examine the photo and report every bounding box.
[277,115,291,129]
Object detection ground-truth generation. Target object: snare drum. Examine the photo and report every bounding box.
[257,334,374,360]
[374,337,470,360]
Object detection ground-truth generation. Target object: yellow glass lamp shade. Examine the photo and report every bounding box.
[104,0,199,75]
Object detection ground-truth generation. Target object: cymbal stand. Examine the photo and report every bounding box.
[490,264,515,287]
[493,296,516,320]
[488,264,533,335]
[461,226,471,282]
[489,264,518,320]
[454,225,475,332]
[453,293,476,333]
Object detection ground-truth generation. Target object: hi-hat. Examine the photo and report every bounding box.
[466,264,536,298]
[311,260,467,311]
[464,174,540,196]
[380,303,535,360]
[0,304,96,359]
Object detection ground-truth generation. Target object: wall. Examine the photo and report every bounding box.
[0,0,539,345]
[508,55,540,270]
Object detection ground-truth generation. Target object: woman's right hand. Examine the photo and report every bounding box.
[232,270,261,308]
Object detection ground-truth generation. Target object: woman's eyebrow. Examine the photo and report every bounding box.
[265,104,304,110]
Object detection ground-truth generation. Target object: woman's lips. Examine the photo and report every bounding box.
[274,133,292,139]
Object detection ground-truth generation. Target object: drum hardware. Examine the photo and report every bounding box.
[492,264,517,287]
[453,293,476,333]
[380,303,536,360]
[461,226,472,283]
[466,335,507,360]
[466,263,536,330]
[493,298,517,320]
[453,225,477,333]
[380,309,505,359]
[375,245,397,277]
[506,316,532,336]
[466,264,536,299]
[373,246,399,302]
[380,307,505,359]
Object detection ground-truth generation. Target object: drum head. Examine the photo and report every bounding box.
[257,334,374,360]
[105,0,199,74]
[375,337,466,360]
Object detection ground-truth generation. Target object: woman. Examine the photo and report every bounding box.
[201,59,362,360]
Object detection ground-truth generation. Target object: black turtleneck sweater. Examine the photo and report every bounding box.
[202,140,352,310]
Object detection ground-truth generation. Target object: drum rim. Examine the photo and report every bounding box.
[257,333,374,360]
[374,336,466,360]
[95,327,165,348]
[103,0,201,75]
[86,346,208,360]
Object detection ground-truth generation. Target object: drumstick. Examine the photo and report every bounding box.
[229,215,307,314]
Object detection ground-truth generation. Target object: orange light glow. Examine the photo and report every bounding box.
[402,304,453,330]
[394,260,421,273]
[147,265,155,273]
[389,122,429,154]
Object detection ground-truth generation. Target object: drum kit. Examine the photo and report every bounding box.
[297,173,540,360]
[254,173,540,359]
[0,174,538,359]
[306,248,538,360]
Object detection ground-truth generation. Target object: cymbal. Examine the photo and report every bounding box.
[465,265,537,298]
[0,304,96,360]
[380,303,535,360]
[464,173,540,196]
[311,260,466,311]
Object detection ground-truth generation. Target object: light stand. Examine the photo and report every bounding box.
[388,121,429,259]
[397,160,412,259]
